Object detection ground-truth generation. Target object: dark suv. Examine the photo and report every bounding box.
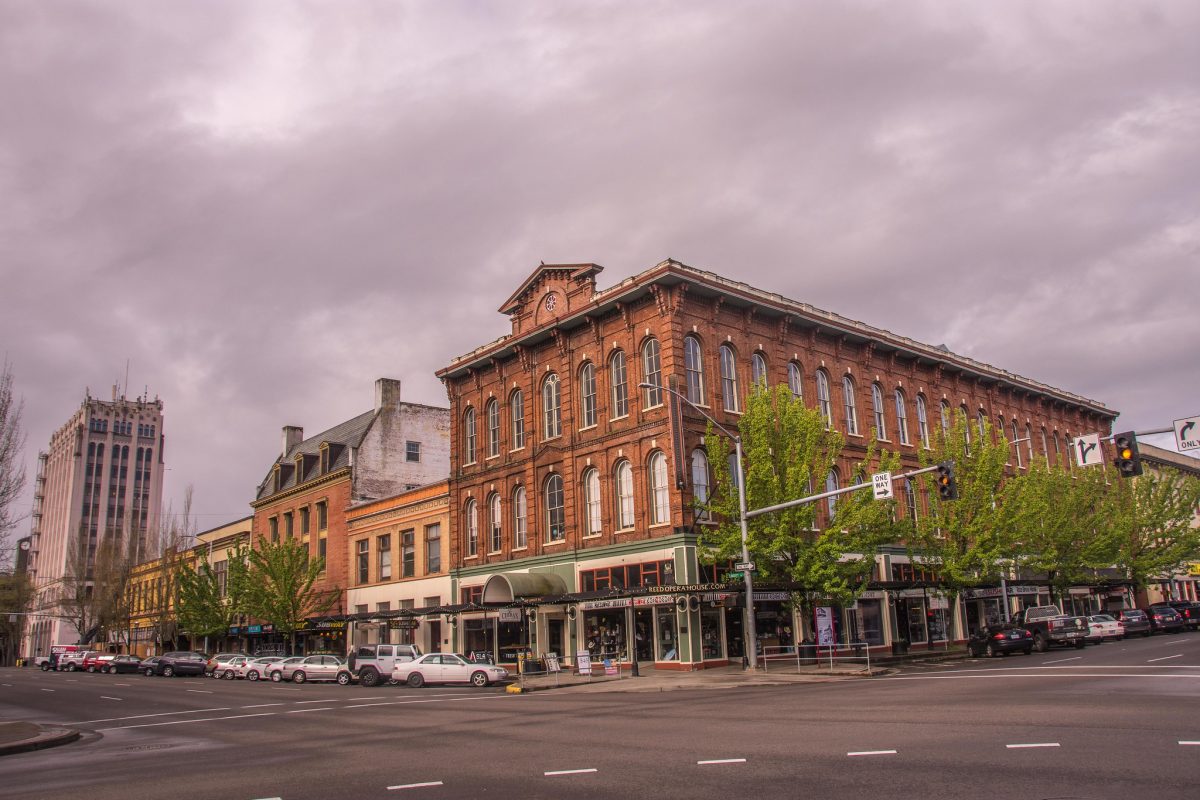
[1114,608,1151,637]
[1145,606,1185,634]
[150,651,208,677]
[1163,601,1200,630]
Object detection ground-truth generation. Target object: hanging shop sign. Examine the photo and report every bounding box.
[497,608,522,622]
[388,619,420,630]
[632,595,676,607]
[753,591,791,602]
[1187,563,1200,577]
[578,598,632,611]
[647,583,726,594]
[298,619,348,632]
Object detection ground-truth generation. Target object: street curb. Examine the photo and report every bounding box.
[0,727,82,757]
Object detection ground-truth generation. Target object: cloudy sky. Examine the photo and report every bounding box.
[2,1,1197,534]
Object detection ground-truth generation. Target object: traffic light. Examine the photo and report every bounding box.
[936,462,958,500]
[1112,431,1143,478]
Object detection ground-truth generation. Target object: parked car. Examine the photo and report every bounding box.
[265,657,306,683]
[270,654,347,683]
[1114,608,1151,637]
[41,646,84,671]
[57,650,97,672]
[83,652,116,673]
[140,656,162,676]
[150,651,208,677]
[1160,601,1200,630]
[1011,605,1089,651]
[206,652,249,677]
[347,644,423,688]
[216,656,252,679]
[967,625,1034,658]
[1086,614,1124,642]
[240,657,284,682]
[391,653,510,688]
[1145,606,1185,634]
[105,655,145,674]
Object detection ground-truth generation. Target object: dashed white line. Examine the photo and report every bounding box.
[1179,741,1200,746]
[99,696,123,701]
[66,707,231,725]
[40,689,55,692]
[186,689,214,694]
[545,768,597,776]
[1,683,12,687]
[1041,656,1081,665]
[241,703,284,709]
[387,782,444,791]
[1148,654,1183,663]
[848,750,897,757]
[296,699,342,704]
[698,758,746,765]
[287,708,335,713]
[96,711,276,731]
[113,683,130,686]
[1006,743,1060,749]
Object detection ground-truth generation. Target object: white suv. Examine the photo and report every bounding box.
[348,644,422,687]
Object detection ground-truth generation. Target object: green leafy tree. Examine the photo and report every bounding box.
[245,538,338,655]
[178,543,251,653]
[1110,466,1200,595]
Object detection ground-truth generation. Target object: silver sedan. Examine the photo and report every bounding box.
[272,654,347,683]
[391,653,510,688]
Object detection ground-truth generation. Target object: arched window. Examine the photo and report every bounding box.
[962,405,972,453]
[1012,419,1023,468]
[825,468,840,517]
[816,370,832,428]
[642,338,663,407]
[719,344,740,412]
[512,486,528,549]
[1054,431,1063,467]
[583,468,602,537]
[510,389,525,450]
[998,415,1009,464]
[542,374,561,439]
[579,362,597,429]
[751,352,768,390]
[916,394,931,448]
[488,493,502,553]
[1040,427,1050,466]
[940,400,951,435]
[691,449,711,521]
[463,408,477,464]
[894,390,910,445]
[842,376,859,435]
[465,499,478,557]
[904,478,918,524]
[544,474,565,542]
[977,410,987,442]
[787,361,803,400]
[615,460,634,529]
[486,399,500,458]
[610,350,629,418]
[649,451,670,525]
[684,335,706,405]
[871,383,887,439]
[1025,424,1035,464]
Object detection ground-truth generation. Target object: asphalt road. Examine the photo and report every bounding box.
[3,632,1200,800]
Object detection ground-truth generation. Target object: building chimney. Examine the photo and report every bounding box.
[282,425,304,457]
[375,378,402,413]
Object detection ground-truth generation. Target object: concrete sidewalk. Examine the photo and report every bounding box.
[0,721,81,757]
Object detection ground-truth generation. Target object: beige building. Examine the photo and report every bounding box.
[1138,442,1200,606]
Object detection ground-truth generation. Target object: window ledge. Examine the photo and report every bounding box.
[485,454,500,461]
[544,539,567,547]
[616,527,636,534]
[582,533,602,539]
[610,414,630,422]
[464,556,478,562]
[509,446,526,453]
[579,424,598,433]
[487,551,502,556]
[511,546,528,553]
[649,522,672,530]
[846,433,863,439]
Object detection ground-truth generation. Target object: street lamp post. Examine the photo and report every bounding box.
[639,382,759,669]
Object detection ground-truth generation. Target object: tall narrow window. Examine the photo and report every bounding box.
[751,352,768,389]
[512,487,528,549]
[583,468,602,536]
[488,493,502,553]
[510,389,525,449]
[425,523,441,573]
[871,383,887,439]
[579,363,597,429]
[642,339,663,407]
[1012,419,1023,467]
[1025,424,1035,464]
[610,351,629,418]
[463,408,477,464]
[691,449,710,521]
[787,361,803,400]
[825,468,840,517]
[1041,427,1050,466]
[465,499,478,557]
[684,335,705,405]
[378,534,392,581]
[356,539,370,584]
[916,394,930,449]
[895,390,910,445]
[542,374,561,439]
[486,399,500,458]
[904,479,918,524]
[649,451,669,525]
[842,376,859,435]
[545,474,565,541]
[940,401,951,436]
[977,410,988,442]
[401,529,414,577]
[615,460,634,529]
[1053,432,1063,467]
[719,344,740,412]
[963,406,972,454]
[816,370,832,428]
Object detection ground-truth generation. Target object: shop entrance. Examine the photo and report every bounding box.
[723,607,745,660]
[634,609,654,662]
[428,621,442,653]
[547,618,565,660]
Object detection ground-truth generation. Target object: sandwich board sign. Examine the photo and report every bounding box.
[1175,416,1200,453]
[1072,433,1103,467]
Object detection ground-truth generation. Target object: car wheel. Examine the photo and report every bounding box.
[337,671,351,686]
[224,669,236,680]
[162,665,175,677]
[108,666,118,675]
[1023,648,1033,655]
[1034,633,1048,653]
[66,664,76,672]
[292,671,307,684]
[985,643,997,658]
[144,668,155,677]
[360,668,380,688]
[1074,640,1086,649]
[408,673,425,688]
[470,671,489,687]
[40,663,50,671]
[270,672,282,683]
[247,671,259,682]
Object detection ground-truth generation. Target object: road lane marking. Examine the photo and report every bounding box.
[1148,654,1184,663]
[186,689,214,694]
[698,758,746,765]
[387,782,444,790]
[848,750,896,757]
[40,689,55,692]
[100,696,123,701]
[66,707,231,725]
[1041,657,1081,665]
[113,683,130,686]
[241,703,284,709]
[1,683,11,687]
[287,708,335,713]
[97,711,276,731]
[545,769,597,776]
[1007,743,1060,749]
[296,698,351,704]
[1179,741,1200,746]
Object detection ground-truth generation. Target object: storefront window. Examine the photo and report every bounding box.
[497,621,526,663]
[656,606,678,661]
[463,618,493,658]
[583,610,626,661]
[700,607,723,660]
[856,600,884,645]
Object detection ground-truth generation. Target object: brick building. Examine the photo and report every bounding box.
[436,260,1116,669]
[249,378,449,655]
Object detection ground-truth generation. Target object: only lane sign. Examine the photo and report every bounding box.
[1175,416,1200,453]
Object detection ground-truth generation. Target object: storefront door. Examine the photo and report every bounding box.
[547,618,565,659]
[634,609,654,661]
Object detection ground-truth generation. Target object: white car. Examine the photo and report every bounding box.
[241,656,284,682]
[216,656,252,679]
[391,653,510,688]
[1087,614,1125,642]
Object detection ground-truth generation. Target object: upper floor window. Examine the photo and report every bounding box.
[610,351,629,419]
[1040,427,1050,466]
[356,539,369,584]
[510,389,525,449]
[512,486,528,549]
[488,493,502,553]
[691,449,710,521]
[649,451,670,525]
[719,344,740,412]
[583,468,602,537]
[684,335,706,405]
[977,410,988,442]
[842,376,859,435]
[542,374,562,439]
[940,400,951,436]
[465,499,478,557]
[915,394,930,449]
[825,468,840,517]
[751,352,768,390]
[378,534,392,581]
[962,406,972,453]
[579,362,597,429]
[401,529,415,577]
[871,383,887,440]
[425,523,441,573]
[895,390,910,445]
[615,460,634,529]
[545,474,565,541]
[463,408,477,464]
[1012,419,1023,468]
[486,399,500,458]
[787,361,803,400]
[816,370,832,428]
[1025,424,1035,464]
[641,339,663,407]
[405,440,421,462]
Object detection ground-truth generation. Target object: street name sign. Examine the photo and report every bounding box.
[1175,416,1200,453]
[1072,433,1103,467]
[872,471,893,500]
[734,561,756,572]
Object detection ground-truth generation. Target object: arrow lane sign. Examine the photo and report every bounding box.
[1175,416,1200,453]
